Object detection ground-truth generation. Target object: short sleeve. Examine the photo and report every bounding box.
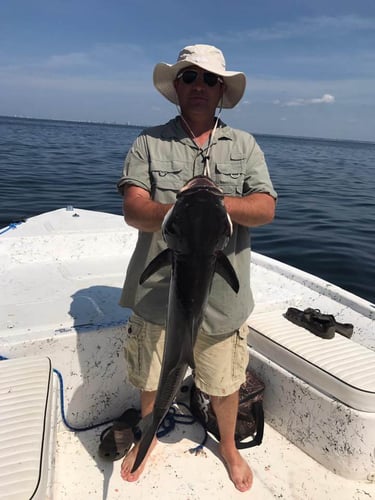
[117,133,151,195]
[243,138,277,199]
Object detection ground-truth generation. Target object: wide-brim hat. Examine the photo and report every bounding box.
[153,44,246,109]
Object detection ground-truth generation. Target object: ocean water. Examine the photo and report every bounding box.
[1,116,374,304]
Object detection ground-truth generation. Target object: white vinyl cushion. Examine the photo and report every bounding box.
[248,311,375,412]
[0,357,53,500]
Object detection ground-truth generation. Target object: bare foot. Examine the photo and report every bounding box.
[120,437,157,482]
[220,445,253,492]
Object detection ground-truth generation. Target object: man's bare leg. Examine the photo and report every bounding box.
[210,391,253,492]
[121,390,157,482]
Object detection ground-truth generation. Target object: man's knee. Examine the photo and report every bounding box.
[210,390,239,410]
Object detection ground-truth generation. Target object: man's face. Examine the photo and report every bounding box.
[174,65,224,118]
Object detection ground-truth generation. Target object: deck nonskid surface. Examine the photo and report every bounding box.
[53,418,374,500]
[2,210,374,499]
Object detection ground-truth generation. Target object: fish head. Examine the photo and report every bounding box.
[162,176,233,255]
[178,175,224,196]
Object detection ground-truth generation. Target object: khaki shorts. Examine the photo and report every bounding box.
[124,313,249,396]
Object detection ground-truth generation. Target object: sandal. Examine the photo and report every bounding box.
[304,308,354,339]
[285,307,335,339]
[98,408,141,461]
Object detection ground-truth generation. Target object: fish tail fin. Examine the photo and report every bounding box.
[187,349,195,369]
[131,414,158,473]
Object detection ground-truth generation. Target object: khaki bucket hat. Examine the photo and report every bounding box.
[153,44,246,109]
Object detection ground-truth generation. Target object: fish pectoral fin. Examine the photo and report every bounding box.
[215,252,240,293]
[139,249,172,284]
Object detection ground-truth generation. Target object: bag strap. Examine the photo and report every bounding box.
[236,400,264,449]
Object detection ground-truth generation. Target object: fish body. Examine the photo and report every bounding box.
[131,176,239,472]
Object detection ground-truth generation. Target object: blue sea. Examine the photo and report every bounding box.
[1,116,374,305]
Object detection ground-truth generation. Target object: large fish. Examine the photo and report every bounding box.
[131,175,239,472]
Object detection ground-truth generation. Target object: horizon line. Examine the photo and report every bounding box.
[1,114,374,146]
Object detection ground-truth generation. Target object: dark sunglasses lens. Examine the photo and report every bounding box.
[203,73,219,87]
[181,70,198,84]
[179,70,221,86]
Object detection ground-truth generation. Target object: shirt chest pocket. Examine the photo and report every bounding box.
[150,161,186,194]
[214,155,245,195]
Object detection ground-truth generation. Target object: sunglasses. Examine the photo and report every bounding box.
[176,70,224,87]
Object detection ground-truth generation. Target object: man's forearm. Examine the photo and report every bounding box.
[123,194,173,232]
[123,186,275,232]
[224,193,276,228]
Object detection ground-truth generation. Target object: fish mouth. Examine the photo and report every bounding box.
[179,175,223,195]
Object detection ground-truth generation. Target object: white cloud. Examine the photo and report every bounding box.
[311,94,335,104]
[283,94,335,106]
[45,52,92,69]
[212,15,375,44]
[0,42,150,78]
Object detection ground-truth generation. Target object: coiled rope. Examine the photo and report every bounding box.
[0,355,207,453]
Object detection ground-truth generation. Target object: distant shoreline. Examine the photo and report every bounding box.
[0,114,144,130]
[1,115,374,146]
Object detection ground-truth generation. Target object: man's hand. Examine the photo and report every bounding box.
[123,185,174,232]
[224,193,276,228]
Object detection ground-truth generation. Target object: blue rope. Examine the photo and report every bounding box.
[156,402,194,437]
[0,221,24,235]
[53,367,114,432]
[0,355,208,451]
[156,402,208,453]
[0,355,111,431]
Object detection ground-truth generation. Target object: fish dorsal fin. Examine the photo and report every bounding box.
[139,249,172,284]
[215,252,240,293]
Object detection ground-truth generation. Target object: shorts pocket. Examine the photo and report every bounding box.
[232,325,249,379]
[125,315,146,376]
[126,315,145,339]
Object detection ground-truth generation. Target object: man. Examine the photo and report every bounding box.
[117,44,277,492]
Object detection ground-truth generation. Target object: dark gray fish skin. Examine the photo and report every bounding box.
[131,176,239,473]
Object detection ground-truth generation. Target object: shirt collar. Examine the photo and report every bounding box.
[160,116,233,143]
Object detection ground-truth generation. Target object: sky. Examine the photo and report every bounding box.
[1,0,375,141]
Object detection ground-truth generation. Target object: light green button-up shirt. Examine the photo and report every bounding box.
[117,117,277,335]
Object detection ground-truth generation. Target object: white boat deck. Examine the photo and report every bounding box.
[53,405,373,500]
[1,208,375,499]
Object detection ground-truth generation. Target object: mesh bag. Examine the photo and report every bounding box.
[190,369,264,449]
